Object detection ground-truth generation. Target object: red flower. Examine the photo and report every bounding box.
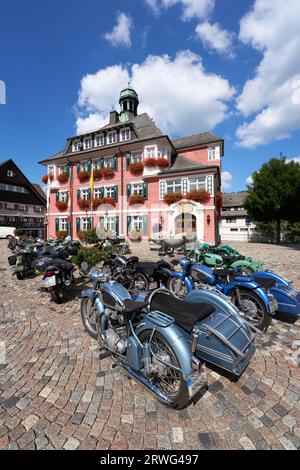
[56,230,68,238]
[163,192,183,205]
[78,170,90,182]
[186,189,211,204]
[128,194,145,205]
[144,158,157,167]
[102,197,116,206]
[102,167,115,178]
[92,198,103,210]
[42,174,49,184]
[55,201,68,211]
[78,199,90,211]
[128,162,144,174]
[93,168,102,180]
[57,172,69,184]
[157,158,169,168]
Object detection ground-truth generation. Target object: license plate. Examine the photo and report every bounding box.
[269,299,278,313]
[44,276,56,287]
[187,365,207,398]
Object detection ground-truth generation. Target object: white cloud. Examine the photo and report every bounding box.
[145,0,215,21]
[287,156,300,164]
[236,0,300,148]
[103,12,133,48]
[246,176,253,185]
[221,171,233,190]
[195,21,234,57]
[75,50,235,136]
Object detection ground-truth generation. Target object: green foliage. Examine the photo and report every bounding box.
[245,157,300,243]
[80,228,99,244]
[14,228,26,236]
[284,221,300,244]
[71,247,107,268]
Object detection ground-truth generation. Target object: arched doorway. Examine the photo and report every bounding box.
[175,213,197,236]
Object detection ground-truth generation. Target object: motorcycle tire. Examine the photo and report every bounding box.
[51,286,65,304]
[130,272,149,291]
[138,330,191,409]
[234,288,272,331]
[167,277,187,299]
[16,271,25,280]
[81,297,98,339]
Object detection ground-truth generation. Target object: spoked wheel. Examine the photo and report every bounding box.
[79,261,90,277]
[81,297,98,339]
[234,288,271,331]
[51,285,65,304]
[138,330,190,409]
[130,272,149,291]
[167,277,187,298]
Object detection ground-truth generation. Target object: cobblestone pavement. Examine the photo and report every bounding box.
[0,240,299,450]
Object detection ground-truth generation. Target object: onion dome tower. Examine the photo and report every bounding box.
[119,85,139,122]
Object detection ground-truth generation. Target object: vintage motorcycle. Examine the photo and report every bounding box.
[81,269,257,388]
[40,258,76,303]
[152,258,277,331]
[101,253,151,291]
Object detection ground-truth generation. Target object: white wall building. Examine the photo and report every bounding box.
[220,192,256,242]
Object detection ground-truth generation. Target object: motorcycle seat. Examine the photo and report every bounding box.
[213,268,235,277]
[44,259,74,270]
[222,256,238,263]
[150,291,214,332]
[123,298,149,314]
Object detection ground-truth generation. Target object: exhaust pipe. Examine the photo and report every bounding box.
[117,358,172,405]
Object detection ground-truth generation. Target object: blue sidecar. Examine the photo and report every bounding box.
[251,271,300,318]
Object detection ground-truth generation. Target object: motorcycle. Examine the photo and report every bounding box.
[152,258,277,331]
[40,258,76,303]
[81,270,257,395]
[9,245,36,280]
[95,236,129,256]
[101,253,151,291]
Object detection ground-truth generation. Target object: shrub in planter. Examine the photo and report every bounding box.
[128,194,145,205]
[144,158,157,167]
[78,170,90,182]
[129,229,142,241]
[163,192,183,205]
[57,172,69,184]
[128,162,144,174]
[78,199,91,211]
[157,158,169,168]
[56,230,68,239]
[102,197,116,206]
[92,198,103,210]
[80,228,99,244]
[93,168,102,181]
[102,167,115,178]
[55,200,68,211]
[71,247,107,268]
[186,189,211,204]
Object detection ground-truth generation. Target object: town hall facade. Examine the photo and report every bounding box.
[40,87,223,244]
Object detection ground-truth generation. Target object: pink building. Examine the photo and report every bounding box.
[39,87,223,244]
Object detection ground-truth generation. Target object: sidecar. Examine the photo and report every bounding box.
[134,288,257,378]
[252,272,300,318]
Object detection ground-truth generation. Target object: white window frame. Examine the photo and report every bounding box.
[105,186,115,198]
[104,157,114,168]
[58,165,68,175]
[73,140,82,152]
[107,132,117,145]
[144,145,157,158]
[131,153,142,164]
[94,187,103,199]
[165,178,182,194]
[81,189,90,200]
[7,170,13,177]
[59,191,68,202]
[189,177,206,191]
[95,134,105,147]
[83,137,93,150]
[6,202,14,209]
[19,204,27,212]
[120,128,131,142]
[60,218,68,231]
[132,216,143,231]
[132,183,143,195]
[105,216,116,232]
[81,218,90,230]
[208,146,220,161]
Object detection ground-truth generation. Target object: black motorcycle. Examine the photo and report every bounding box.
[101,254,150,291]
[40,258,76,303]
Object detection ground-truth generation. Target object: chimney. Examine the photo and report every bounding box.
[109,111,119,125]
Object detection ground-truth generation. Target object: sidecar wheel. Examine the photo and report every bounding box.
[234,289,272,331]
[81,297,98,339]
[138,330,190,409]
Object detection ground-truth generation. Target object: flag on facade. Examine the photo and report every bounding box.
[90,164,94,201]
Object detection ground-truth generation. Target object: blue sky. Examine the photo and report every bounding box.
[0,0,300,192]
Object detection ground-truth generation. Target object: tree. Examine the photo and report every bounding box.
[245,157,300,244]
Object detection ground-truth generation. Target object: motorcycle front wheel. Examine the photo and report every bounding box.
[130,272,149,291]
[167,277,188,298]
[138,330,190,409]
[234,288,272,331]
[81,297,98,339]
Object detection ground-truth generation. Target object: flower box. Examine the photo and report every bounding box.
[102,197,116,206]
[157,158,169,168]
[163,192,183,205]
[56,230,68,238]
[128,162,144,174]
[93,168,102,181]
[128,194,145,206]
[102,167,115,178]
[92,198,103,210]
[186,189,211,204]
[57,172,69,184]
[55,201,68,211]
[78,199,91,211]
[144,158,157,167]
[78,170,90,182]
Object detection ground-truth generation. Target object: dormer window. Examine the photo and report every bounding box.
[120,128,130,142]
[145,146,157,158]
[83,137,93,150]
[73,140,82,152]
[107,132,117,145]
[208,146,220,161]
[95,134,105,147]
[7,170,13,177]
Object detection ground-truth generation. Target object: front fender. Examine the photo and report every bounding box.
[252,271,291,287]
[135,317,194,381]
[81,289,107,330]
[227,284,273,315]
[169,272,194,292]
